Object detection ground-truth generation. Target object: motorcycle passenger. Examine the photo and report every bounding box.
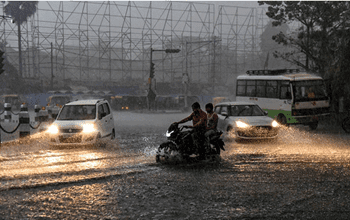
[205,103,218,142]
[174,102,207,157]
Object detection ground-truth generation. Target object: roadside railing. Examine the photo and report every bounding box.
[0,103,57,145]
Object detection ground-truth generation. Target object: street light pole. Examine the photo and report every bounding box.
[148,47,180,110]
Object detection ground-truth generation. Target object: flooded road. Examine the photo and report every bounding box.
[1,111,350,219]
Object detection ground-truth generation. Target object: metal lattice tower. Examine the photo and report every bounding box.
[0,2,272,89]
[214,5,269,85]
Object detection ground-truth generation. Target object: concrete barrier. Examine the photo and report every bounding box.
[19,104,30,138]
[4,103,12,123]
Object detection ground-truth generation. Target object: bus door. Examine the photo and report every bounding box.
[279,81,292,110]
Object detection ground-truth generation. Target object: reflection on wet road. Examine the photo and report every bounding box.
[0,111,183,190]
[1,112,350,219]
[0,139,156,190]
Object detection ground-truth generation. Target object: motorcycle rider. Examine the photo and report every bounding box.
[205,103,218,142]
[174,102,207,157]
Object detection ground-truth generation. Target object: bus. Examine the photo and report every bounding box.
[236,69,330,129]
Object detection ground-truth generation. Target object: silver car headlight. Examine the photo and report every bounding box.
[82,123,96,133]
[236,121,250,128]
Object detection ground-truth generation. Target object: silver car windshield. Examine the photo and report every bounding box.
[230,105,265,116]
[57,105,96,120]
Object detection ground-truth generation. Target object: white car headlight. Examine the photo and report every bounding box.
[82,123,96,133]
[47,124,59,134]
[236,121,250,128]
[272,120,279,128]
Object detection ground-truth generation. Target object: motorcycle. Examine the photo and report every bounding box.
[156,123,225,164]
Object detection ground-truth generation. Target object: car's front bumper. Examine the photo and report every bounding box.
[235,126,279,139]
[49,132,98,145]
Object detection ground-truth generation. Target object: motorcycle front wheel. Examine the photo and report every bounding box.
[156,141,177,163]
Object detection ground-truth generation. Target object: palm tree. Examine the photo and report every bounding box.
[4,1,38,78]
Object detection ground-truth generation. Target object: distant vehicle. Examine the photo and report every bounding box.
[215,102,279,139]
[0,94,24,111]
[47,99,115,146]
[111,95,148,111]
[236,69,330,130]
[47,95,72,108]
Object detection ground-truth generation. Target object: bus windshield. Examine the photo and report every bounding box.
[292,80,328,102]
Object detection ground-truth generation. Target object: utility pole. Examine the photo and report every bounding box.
[18,15,22,78]
[51,42,54,90]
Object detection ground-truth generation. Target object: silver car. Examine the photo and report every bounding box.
[215,102,279,139]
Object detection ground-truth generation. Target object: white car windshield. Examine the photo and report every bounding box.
[57,105,96,120]
[230,105,265,116]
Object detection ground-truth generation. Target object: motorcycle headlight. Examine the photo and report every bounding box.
[166,130,174,137]
[83,123,96,133]
[236,121,250,128]
[272,120,279,128]
[47,124,59,134]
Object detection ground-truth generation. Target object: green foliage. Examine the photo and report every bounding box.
[260,21,293,69]
[259,1,350,77]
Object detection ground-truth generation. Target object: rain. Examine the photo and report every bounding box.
[1,1,350,219]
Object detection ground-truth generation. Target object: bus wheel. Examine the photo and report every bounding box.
[309,122,318,130]
[277,115,288,126]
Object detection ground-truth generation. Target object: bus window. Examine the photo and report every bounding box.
[256,81,266,97]
[266,81,277,98]
[237,80,246,96]
[246,80,256,97]
[280,86,292,100]
[293,80,328,101]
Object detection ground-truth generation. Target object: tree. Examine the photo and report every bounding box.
[260,21,293,69]
[4,1,38,78]
[258,1,350,78]
[259,1,350,113]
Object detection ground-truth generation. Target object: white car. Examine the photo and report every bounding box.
[47,99,115,145]
[215,102,279,139]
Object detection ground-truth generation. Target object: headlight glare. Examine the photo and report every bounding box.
[166,130,174,137]
[83,123,96,133]
[272,120,279,127]
[236,121,250,128]
[47,125,59,134]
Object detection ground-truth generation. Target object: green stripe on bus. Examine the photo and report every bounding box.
[262,109,298,124]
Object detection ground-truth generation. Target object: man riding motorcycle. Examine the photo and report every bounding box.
[205,103,219,142]
[174,102,207,158]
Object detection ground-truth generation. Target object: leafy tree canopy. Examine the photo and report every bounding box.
[259,1,350,78]
[4,1,38,25]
